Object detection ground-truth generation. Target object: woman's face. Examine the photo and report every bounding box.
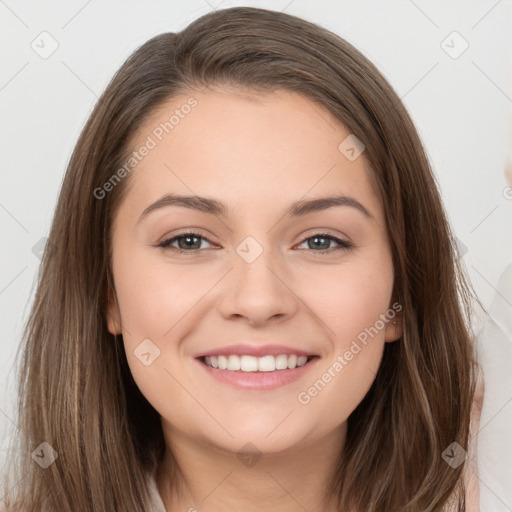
[107,86,401,455]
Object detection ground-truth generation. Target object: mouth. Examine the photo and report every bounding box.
[198,354,318,372]
[195,353,320,390]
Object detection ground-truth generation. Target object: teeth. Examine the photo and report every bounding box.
[275,354,288,370]
[203,354,310,372]
[227,355,240,371]
[241,355,258,372]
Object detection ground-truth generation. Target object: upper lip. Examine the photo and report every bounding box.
[195,344,318,358]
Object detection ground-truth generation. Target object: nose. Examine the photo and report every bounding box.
[216,245,299,326]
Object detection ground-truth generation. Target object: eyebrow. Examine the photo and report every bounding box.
[137,193,373,223]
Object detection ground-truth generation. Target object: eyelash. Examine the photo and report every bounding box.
[156,231,353,254]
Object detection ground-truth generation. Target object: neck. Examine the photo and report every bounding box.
[156,423,347,512]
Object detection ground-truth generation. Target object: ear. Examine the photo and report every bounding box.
[384,315,402,342]
[385,292,402,342]
[384,313,403,342]
[106,288,122,335]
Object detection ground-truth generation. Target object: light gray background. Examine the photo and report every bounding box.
[1,0,511,509]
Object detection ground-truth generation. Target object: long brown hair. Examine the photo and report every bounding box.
[2,6,479,511]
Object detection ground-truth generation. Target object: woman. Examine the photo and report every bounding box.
[2,6,484,511]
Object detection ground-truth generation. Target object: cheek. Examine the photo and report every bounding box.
[111,249,218,413]
[297,342,384,434]
[293,254,393,420]
[113,247,212,341]
[295,254,394,346]
[111,255,201,422]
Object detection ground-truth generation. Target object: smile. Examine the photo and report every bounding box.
[202,354,312,372]
[196,354,319,390]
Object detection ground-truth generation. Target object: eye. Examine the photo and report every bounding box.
[295,233,353,253]
[157,232,216,253]
[156,231,353,254]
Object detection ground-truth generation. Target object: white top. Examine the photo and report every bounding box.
[147,474,167,512]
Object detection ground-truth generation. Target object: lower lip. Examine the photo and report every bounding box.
[195,357,319,390]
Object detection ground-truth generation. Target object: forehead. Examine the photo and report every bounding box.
[121,87,383,223]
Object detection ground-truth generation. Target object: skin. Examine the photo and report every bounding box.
[106,86,402,511]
